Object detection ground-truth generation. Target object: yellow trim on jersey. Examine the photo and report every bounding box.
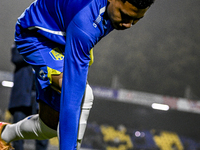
[47,48,93,84]
[89,48,94,66]
[47,66,62,84]
[49,47,64,60]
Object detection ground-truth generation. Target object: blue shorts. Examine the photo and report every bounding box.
[15,26,65,111]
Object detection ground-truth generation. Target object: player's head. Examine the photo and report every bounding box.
[106,0,155,30]
[127,0,155,9]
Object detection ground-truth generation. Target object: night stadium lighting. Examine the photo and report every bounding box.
[1,81,14,87]
[135,131,141,137]
[151,103,169,111]
[135,131,145,137]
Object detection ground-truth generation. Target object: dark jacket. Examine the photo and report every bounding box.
[9,44,35,115]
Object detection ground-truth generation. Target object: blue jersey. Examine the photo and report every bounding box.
[15,0,113,149]
[17,0,113,46]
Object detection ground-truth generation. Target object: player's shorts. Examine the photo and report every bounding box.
[15,25,64,111]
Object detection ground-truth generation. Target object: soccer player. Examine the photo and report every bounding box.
[0,0,155,149]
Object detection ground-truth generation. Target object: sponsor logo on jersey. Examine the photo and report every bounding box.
[49,48,64,60]
[93,6,106,28]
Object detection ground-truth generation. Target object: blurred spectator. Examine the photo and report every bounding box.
[9,43,49,150]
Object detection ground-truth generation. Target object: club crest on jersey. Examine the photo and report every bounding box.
[49,48,64,60]
[39,69,47,80]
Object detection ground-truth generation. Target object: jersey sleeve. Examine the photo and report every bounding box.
[59,19,93,149]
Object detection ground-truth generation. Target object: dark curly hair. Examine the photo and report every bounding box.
[127,0,155,9]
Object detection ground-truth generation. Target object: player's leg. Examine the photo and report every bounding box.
[0,112,57,150]
[0,29,62,147]
[0,60,63,146]
[1,72,93,150]
[1,113,57,142]
[38,101,59,130]
[0,89,59,147]
[0,64,63,142]
[0,87,59,149]
[77,84,94,149]
[32,92,49,150]
[50,73,94,150]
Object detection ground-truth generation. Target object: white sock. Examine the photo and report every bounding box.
[57,122,60,150]
[77,84,94,150]
[2,114,57,143]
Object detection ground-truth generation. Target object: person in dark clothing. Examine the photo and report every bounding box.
[8,43,49,150]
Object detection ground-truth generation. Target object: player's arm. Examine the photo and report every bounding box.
[59,20,93,149]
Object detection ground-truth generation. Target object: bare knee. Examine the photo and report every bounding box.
[38,101,59,130]
[51,73,63,92]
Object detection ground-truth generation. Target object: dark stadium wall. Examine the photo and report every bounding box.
[88,98,200,140]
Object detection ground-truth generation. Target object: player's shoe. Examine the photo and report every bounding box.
[0,122,14,150]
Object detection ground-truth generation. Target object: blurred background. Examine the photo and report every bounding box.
[0,0,200,149]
